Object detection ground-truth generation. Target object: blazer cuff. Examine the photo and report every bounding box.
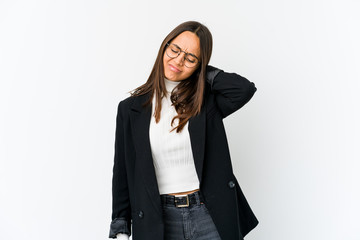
[109,217,131,238]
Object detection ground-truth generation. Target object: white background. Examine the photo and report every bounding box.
[1,0,359,239]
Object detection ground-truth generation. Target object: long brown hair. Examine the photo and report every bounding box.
[129,21,213,133]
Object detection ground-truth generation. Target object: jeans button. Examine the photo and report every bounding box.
[138,210,144,218]
[228,180,235,188]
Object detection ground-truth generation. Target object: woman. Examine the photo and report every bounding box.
[109,21,259,240]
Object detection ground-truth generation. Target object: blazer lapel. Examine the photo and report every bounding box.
[129,91,206,216]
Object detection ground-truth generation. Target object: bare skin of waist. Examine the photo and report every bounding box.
[167,189,200,196]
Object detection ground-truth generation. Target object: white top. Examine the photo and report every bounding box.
[149,77,200,195]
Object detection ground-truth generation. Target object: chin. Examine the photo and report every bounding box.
[165,73,180,81]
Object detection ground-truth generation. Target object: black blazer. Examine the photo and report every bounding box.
[109,66,259,240]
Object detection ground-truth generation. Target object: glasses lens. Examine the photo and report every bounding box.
[185,55,197,68]
[166,44,179,58]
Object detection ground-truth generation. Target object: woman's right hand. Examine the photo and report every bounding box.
[116,233,130,240]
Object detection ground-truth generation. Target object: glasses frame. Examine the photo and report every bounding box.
[165,42,201,68]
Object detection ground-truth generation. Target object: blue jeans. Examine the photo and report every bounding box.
[160,191,222,240]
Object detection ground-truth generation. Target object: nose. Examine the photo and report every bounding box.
[174,52,186,66]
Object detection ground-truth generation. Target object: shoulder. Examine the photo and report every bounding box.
[118,95,135,108]
[116,95,135,117]
[116,92,151,116]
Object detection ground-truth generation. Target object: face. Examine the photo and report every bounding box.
[163,31,201,82]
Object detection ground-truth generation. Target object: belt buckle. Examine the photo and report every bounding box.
[175,195,189,207]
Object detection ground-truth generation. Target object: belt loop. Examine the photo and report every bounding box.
[194,191,201,205]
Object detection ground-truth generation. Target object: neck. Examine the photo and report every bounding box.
[164,77,181,93]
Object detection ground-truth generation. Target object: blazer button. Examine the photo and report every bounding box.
[228,180,235,188]
[138,210,144,218]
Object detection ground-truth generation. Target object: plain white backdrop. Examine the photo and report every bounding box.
[1,0,359,239]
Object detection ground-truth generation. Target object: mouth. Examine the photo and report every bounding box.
[169,64,181,73]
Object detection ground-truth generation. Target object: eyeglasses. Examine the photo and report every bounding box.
[165,42,201,68]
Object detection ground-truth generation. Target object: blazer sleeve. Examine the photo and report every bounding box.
[206,65,257,119]
[109,101,132,238]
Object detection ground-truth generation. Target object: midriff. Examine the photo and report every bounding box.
[167,188,200,196]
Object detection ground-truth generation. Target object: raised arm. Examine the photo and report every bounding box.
[109,101,132,238]
[206,65,257,118]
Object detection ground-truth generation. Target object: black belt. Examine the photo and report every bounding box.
[160,191,204,208]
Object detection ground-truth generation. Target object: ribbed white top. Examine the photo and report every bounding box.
[149,78,200,195]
